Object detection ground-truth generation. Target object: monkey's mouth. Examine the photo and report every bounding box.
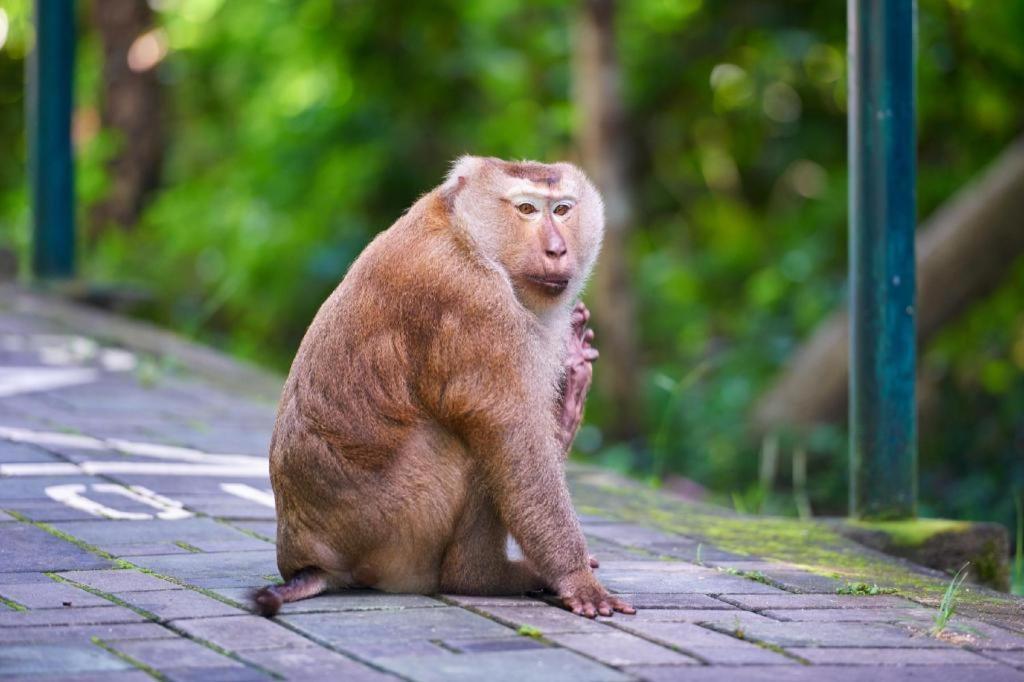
[527,275,570,294]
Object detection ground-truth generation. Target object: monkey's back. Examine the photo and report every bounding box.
[267,191,526,585]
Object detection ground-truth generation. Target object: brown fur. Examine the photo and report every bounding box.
[258,156,633,619]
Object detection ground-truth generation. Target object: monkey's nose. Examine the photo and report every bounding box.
[545,243,568,260]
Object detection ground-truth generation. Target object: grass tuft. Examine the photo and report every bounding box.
[931,563,970,635]
[835,582,898,596]
[517,624,543,638]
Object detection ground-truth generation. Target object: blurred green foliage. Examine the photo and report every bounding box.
[0,0,1022,536]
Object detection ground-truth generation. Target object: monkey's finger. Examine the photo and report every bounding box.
[564,596,584,615]
[609,597,636,614]
[581,602,598,618]
[597,601,613,617]
[588,555,600,569]
[583,348,599,362]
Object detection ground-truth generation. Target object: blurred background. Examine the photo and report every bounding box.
[0,0,1021,581]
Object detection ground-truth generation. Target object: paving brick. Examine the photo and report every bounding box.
[0,475,100,501]
[0,642,134,676]
[0,571,54,584]
[376,648,630,682]
[128,550,278,588]
[173,614,316,652]
[120,588,246,620]
[763,607,931,623]
[626,665,1024,682]
[241,646,398,680]
[720,620,952,648]
[442,636,548,653]
[0,605,147,627]
[162,667,273,682]
[924,617,1024,650]
[984,650,1024,668]
[719,594,918,610]
[603,593,735,609]
[0,622,176,645]
[0,523,112,572]
[111,637,243,670]
[283,607,515,648]
[442,594,547,608]
[548,630,699,666]
[791,647,999,665]
[476,604,610,634]
[602,608,777,627]
[612,621,796,664]
[0,580,110,608]
[51,518,263,554]
[597,565,784,595]
[0,441,63,463]
[57,569,184,593]
[581,523,690,549]
[213,589,445,614]
[0,499,101,522]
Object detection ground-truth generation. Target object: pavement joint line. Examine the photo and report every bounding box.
[51,573,284,680]
[259,611,417,682]
[696,620,812,665]
[172,540,203,553]
[0,594,28,612]
[599,616,712,665]
[213,517,276,543]
[158,621,286,680]
[90,636,166,681]
[5,509,131,566]
[462,596,726,669]
[46,572,164,622]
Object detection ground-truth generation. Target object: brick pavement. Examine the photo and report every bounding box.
[1,292,1023,681]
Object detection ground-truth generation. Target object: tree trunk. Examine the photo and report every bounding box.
[755,137,1024,432]
[573,0,644,443]
[88,0,164,239]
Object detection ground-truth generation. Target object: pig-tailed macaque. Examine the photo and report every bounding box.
[253,156,634,619]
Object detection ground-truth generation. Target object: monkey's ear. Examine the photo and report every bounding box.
[443,155,482,194]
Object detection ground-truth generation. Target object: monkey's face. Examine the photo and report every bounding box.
[499,188,582,308]
[445,157,605,314]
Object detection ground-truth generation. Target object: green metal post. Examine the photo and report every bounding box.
[848,0,918,519]
[28,0,76,279]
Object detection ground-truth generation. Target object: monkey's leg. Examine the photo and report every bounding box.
[439,484,545,595]
[558,301,598,454]
[559,302,601,570]
[251,567,329,617]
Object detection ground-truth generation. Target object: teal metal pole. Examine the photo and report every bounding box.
[848,0,918,519]
[28,0,76,279]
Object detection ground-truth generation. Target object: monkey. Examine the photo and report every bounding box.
[252,156,635,620]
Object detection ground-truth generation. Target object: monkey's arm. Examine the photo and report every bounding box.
[437,349,629,617]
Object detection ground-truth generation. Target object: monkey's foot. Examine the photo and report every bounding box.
[557,568,635,619]
[559,302,598,450]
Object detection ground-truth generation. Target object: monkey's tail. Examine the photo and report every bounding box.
[250,567,329,617]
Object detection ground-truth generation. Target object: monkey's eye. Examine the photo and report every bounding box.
[516,203,538,215]
[553,203,572,217]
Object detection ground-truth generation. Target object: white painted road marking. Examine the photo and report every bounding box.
[0,425,268,477]
[0,461,268,477]
[45,483,195,521]
[1,425,272,520]
[0,367,100,398]
[220,483,275,508]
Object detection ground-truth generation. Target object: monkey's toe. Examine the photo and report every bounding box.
[250,586,283,617]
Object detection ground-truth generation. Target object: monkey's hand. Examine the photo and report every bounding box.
[557,568,635,618]
[559,302,598,452]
